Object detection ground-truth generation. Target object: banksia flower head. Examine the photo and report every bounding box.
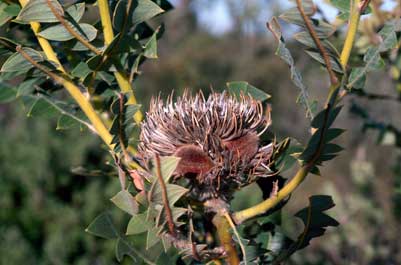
[138,91,274,201]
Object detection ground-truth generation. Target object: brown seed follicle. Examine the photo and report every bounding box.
[222,132,260,161]
[173,145,214,176]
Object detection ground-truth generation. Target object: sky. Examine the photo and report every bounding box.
[183,0,399,35]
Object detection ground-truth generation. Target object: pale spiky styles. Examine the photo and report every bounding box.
[138,91,274,200]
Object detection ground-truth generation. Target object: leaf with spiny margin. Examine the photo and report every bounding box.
[38,23,97,42]
[294,195,339,249]
[146,226,160,250]
[329,0,351,20]
[348,20,401,89]
[305,50,343,73]
[115,237,138,262]
[151,156,180,183]
[1,48,44,72]
[85,212,119,239]
[267,17,316,119]
[279,10,335,38]
[293,31,338,53]
[311,106,342,129]
[126,211,154,235]
[111,190,139,216]
[226,81,271,102]
[16,0,63,24]
[151,183,188,207]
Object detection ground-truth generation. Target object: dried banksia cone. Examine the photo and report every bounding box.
[138,91,275,201]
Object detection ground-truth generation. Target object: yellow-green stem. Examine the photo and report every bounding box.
[97,0,143,123]
[212,214,240,265]
[16,46,114,149]
[340,0,362,68]
[233,166,310,224]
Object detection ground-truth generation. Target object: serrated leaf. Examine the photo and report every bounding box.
[305,50,343,73]
[146,226,160,249]
[126,211,153,235]
[151,183,188,207]
[279,10,335,38]
[348,20,400,88]
[85,212,119,239]
[311,106,342,129]
[226,81,271,101]
[16,0,63,24]
[292,195,339,250]
[111,190,139,216]
[115,237,138,262]
[1,48,44,72]
[38,23,97,42]
[267,17,316,119]
[325,128,346,142]
[330,0,351,20]
[151,156,180,183]
[322,143,344,154]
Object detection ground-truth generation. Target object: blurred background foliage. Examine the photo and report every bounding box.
[1,0,401,264]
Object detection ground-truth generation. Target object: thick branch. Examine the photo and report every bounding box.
[212,214,240,265]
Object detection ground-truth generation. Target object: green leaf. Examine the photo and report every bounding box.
[151,156,180,183]
[115,238,138,262]
[16,77,42,97]
[27,97,59,118]
[132,0,164,25]
[304,50,343,73]
[38,23,97,42]
[1,48,44,73]
[110,190,139,216]
[66,3,85,22]
[16,0,63,24]
[330,0,351,20]
[348,20,401,88]
[267,17,316,119]
[126,211,153,235]
[151,183,188,207]
[0,81,16,103]
[85,212,119,239]
[56,114,79,130]
[0,3,16,26]
[311,106,342,129]
[279,9,335,38]
[143,30,158,58]
[295,195,339,248]
[226,81,271,102]
[146,226,160,250]
[71,62,91,79]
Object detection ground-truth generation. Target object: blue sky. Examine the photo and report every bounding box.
[182,0,398,35]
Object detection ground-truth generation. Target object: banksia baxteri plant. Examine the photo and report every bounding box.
[138,91,275,201]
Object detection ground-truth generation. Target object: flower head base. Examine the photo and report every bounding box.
[139,91,275,201]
